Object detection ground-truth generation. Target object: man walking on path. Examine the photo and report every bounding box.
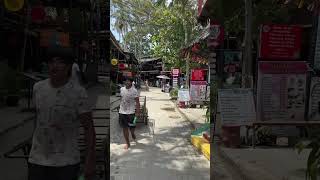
[28,47,96,180]
[119,77,140,149]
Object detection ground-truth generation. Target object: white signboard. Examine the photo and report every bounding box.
[178,89,190,102]
[308,77,320,121]
[257,62,307,121]
[218,89,256,126]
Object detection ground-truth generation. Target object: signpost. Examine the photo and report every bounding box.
[218,89,256,126]
[190,81,207,103]
[172,68,180,88]
[259,24,302,60]
[257,61,308,121]
[191,69,205,81]
[178,89,191,102]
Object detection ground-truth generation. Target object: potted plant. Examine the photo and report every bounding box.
[169,88,178,100]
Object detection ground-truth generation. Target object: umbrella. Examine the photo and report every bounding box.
[156,75,170,79]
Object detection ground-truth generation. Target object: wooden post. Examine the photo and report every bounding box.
[186,52,190,89]
[242,0,253,88]
[20,0,31,72]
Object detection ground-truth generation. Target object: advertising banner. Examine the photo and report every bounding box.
[191,69,205,81]
[259,24,302,60]
[257,61,308,121]
[190,81,207,102]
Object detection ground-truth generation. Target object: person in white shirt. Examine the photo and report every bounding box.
[28,47,96,180]
[70,61,81,85]
[119,77,140,149]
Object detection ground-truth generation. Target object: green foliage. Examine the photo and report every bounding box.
[170,88,178,98]
[111,0,200,70]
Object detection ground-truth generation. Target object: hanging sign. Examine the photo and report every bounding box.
[191,69,205,81]
[259,24,302,60]
[257,61,308,122]
[4,0,24,12]
[207,21,224,48]
[218,89,256,126]
[308,77,320,121]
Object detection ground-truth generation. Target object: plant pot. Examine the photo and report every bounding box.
[6,95,19,107]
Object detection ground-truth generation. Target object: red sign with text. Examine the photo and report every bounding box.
[259,24,302,60]
[191,69,205,81]
[259,61,307,74]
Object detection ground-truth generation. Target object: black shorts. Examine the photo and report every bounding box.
[119,113,136,128]
[28,163,80,180]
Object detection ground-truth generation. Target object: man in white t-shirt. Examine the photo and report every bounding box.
[119,77,140,149]
[70,62,81,85]
[28,47,96,180]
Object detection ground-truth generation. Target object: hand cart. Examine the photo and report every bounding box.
[136,96,148,125]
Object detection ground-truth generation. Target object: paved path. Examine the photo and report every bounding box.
[110,87,210,180]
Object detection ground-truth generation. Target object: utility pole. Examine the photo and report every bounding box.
[186,52,190,89]
[242,0,253,88]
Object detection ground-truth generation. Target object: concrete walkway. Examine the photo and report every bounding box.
[110,87,210,180]
[219,147,314,180]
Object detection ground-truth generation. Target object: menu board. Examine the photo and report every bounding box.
[178,89,190,102]
[257,61,307,121]
[259,24,302,60]
[190,81,207,101]
[308,77,320,121]
[218,89,256,126]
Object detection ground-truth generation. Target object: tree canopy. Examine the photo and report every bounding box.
[111,0,201,70]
